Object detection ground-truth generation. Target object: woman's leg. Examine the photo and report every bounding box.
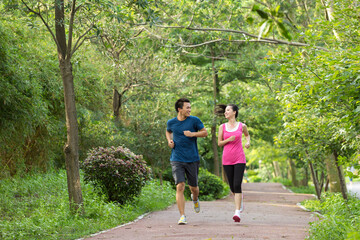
[223,165,235,193]
[233,164,246,211]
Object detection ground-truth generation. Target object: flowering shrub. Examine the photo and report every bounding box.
[82,146,151,204]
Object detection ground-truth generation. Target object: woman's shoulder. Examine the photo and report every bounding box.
[240,122,248,130]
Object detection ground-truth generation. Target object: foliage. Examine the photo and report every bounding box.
[82,146,151,204]
[288,185,316,195]
[168,168,230,201]
[0,13,64,177]
[248,175,262,183]
[0,170,175,240]
[271,177,292,186]
[301,192,360,240]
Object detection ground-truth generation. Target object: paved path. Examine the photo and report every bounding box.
[84,183,316,240]
[348,182,360,199]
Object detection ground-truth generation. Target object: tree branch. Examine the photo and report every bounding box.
[152,25,328,51]
[67,0,77,59]
[71,26,94,57]
[20,0,59,49]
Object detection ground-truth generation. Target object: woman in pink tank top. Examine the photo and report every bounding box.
[217,104,250,223]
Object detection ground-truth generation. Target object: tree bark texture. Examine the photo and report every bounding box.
[325,154,341,193]
[60,58,84,213]
[273,161,281,178]
[308,161,321,199]
[113,88,121,118]
[55,0,83,213]
[288,159,298,187]
[333,150,348,200]
[211,51,220,176]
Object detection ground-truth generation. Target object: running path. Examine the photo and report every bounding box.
[84,183,316,240]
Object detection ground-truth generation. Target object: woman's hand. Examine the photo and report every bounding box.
[245,142,250,149]
[228,136,236,142]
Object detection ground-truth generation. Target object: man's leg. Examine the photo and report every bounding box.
[176,182,186,216]
[189,185,199,201]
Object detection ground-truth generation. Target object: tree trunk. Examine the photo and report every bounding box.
[333,150,348,200]
[211,50,220,176]
[273,161,281,178]
[211,125,219,176]
[300,167,309,187]
[60,58,84,214]
[113,88,121,118]
[325,154,341,192]
[288,159,298,187]
[309,161,321,199]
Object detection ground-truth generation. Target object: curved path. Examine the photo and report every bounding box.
[84,183,316,240]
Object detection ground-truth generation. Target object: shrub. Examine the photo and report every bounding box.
[185,168,229,201]
[303,192,360,240]
[271,177,292,186]
[249,175,262,182]
[82,146,151,204]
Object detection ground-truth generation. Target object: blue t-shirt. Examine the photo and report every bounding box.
[167,116,205,162]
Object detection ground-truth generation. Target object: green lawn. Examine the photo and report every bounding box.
[0,170,175,240]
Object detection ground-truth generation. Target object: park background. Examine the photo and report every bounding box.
[0,0,359,239]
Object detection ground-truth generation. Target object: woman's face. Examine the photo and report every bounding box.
[224,106,236,119]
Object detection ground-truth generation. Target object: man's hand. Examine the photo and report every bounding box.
[168,140,175,148]
[183,130,194,137]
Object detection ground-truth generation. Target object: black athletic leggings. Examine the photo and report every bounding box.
[223,163,246,193]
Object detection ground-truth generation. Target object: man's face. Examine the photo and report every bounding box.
[179,102,191,117]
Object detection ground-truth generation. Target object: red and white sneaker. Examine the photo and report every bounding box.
[233,214,241,222]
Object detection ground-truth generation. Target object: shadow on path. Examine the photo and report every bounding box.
[83,183,316,240]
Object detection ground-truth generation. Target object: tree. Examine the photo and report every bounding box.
[18,0,148,213]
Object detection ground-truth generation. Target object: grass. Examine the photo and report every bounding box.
[0,170,176,240]
[288,185,316,195]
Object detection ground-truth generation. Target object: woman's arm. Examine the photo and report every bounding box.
[243,124,250,149]
[217,124,235,147]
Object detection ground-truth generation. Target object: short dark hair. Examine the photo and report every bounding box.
[175,98,190,112]
[215,104,239,118]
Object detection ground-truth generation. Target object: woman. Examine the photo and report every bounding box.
[217,104,250,223]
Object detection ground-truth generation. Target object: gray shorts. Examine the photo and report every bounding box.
[170,161,199,187]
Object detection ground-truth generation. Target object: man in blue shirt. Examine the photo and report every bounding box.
[166,98,208,225]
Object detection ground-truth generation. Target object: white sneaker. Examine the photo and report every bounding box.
[191,194,200,213]
[178,215,187,225]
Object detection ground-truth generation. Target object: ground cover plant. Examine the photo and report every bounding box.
[0,170,175,240]
[301,192,360,240]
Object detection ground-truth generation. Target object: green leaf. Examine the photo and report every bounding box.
[251,4,260,11]
[264,20,274,37]
[246,16,254,25]
[256,9,269,19]
[258,20,268,40]
[276,21,292,41]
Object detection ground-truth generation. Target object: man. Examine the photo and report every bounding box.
[166,98,208,225]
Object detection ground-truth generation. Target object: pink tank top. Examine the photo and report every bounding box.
[222,122,246,165]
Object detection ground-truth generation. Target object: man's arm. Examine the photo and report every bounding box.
[183,128,208,138]
[166,130,175,148]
